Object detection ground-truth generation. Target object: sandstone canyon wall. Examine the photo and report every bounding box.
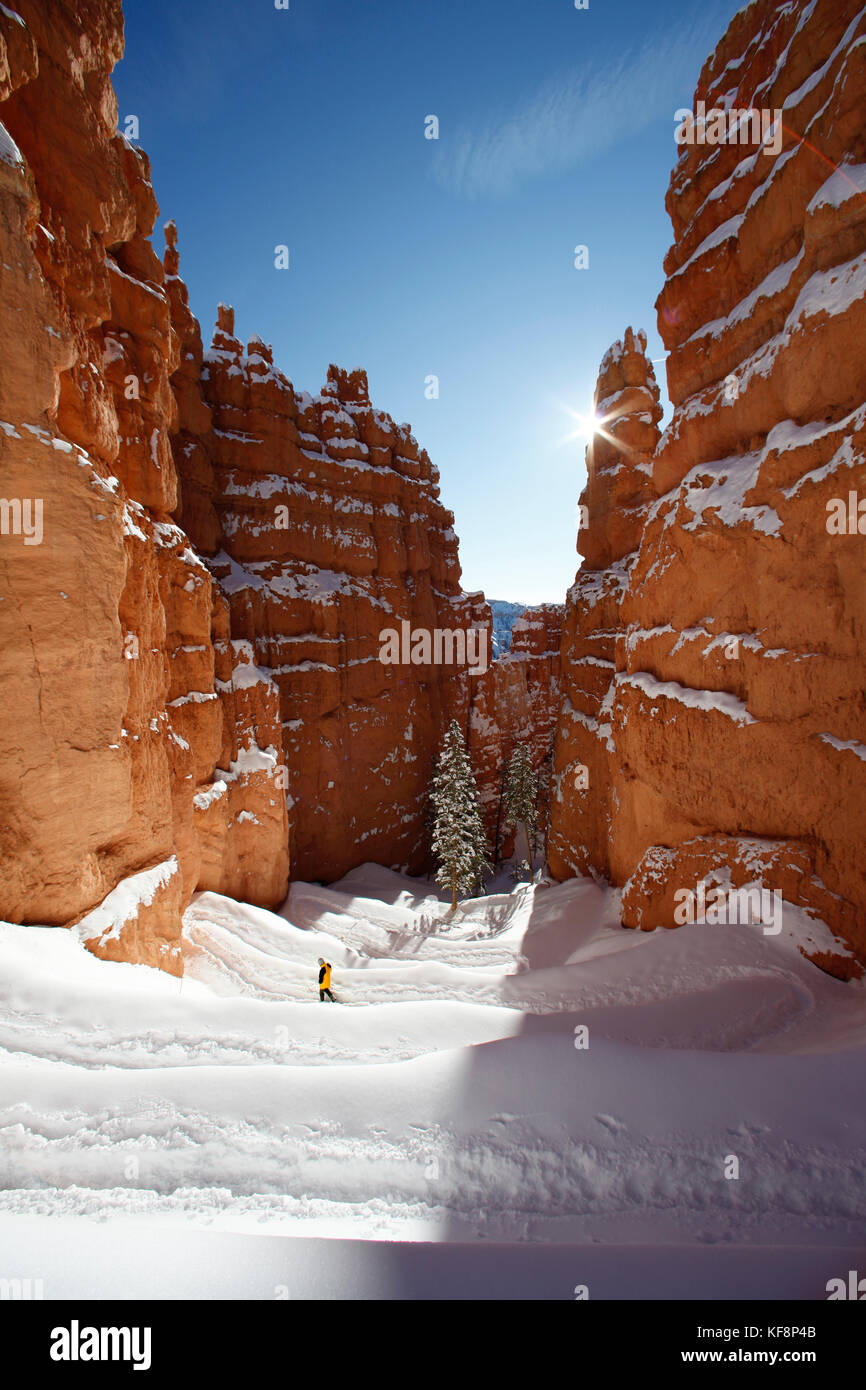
[548,329,662,883]
[550,0,866,974]
[469,602,562,859]
[168,288,476,883]
[9,0,861,981]
[0,0,558,971]
[0,0,292,972]
[166,283,561,877]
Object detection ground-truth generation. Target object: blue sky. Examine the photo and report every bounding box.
[115,0,743,604]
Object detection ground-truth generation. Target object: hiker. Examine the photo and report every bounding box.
[318,957,335,1002]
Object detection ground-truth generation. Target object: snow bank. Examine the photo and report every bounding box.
[1,865,863,1295]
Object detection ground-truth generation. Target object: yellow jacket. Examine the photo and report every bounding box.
[319,962,332,989]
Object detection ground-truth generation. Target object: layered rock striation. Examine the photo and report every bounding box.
[550,0,866,972]
[167,283,562,880]
[166,288,472,882]
[468,601,563,858]
[548,330,662,882]
[0,0,288,971]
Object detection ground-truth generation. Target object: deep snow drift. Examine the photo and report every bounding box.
[1,866,864,1299]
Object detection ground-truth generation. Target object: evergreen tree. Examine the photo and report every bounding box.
[430,720,491,911]
[504,743,538,880]
[536,747,553,856]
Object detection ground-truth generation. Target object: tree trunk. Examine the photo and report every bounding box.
[523,821,534,880]
[451,869,457,912]
[494,757,508,866]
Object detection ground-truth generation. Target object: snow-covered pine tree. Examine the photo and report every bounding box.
[504,743,538,880]
[430,719,491,911]
[536,747,553,856]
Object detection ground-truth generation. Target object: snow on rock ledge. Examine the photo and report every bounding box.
[77,857,184,976]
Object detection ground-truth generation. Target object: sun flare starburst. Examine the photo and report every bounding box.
[555,401,630,454]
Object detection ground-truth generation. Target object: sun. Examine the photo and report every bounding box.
[556,399,634,457]
[556,403,601,447]
[572,411,601,442]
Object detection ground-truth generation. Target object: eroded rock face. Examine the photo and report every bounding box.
[23,0,862,983]
[170,292,555,881]
[550,0,866,973]
[548,330,662,884]
[200,313,472,888]
[468,601,563,858]
[0,0,288,972]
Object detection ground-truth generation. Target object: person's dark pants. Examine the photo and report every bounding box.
[319,989,335,1002]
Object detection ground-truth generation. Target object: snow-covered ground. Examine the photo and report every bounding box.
[1,865,864,1299]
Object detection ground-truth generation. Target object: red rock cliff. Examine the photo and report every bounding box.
[168,282,557,881]
[0,0,289,972]
[550,0,866,972]
[468,601,563,858]
[549,329,662,883]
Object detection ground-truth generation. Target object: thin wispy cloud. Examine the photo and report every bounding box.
[432,16,725,198]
